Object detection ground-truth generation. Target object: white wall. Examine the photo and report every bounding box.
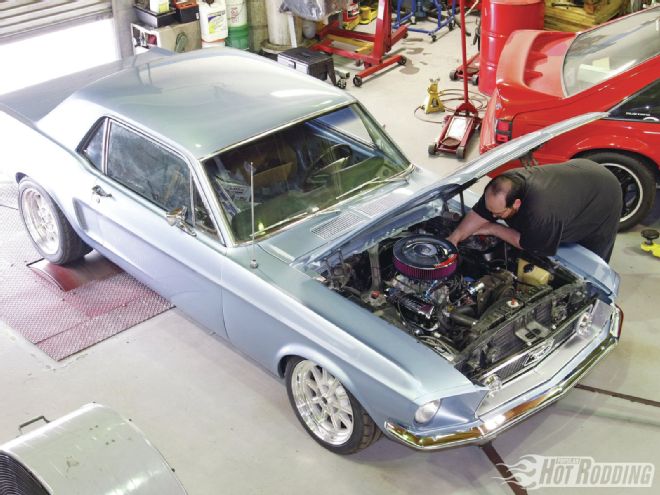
[0,18,119,96]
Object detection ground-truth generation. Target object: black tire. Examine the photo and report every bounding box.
[398,56,407,66]
[431,34,437,42]
[449,69,458,81]
[583,152,656,231]
[428,143,437,156]
[18,177,91,264]
[353,75,363,87]
[470,74,479,86]
[456,146,465,160]
[285,357,380,454]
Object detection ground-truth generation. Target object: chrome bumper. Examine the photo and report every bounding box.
[385,332,619,450]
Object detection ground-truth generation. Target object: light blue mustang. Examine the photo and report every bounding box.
[1,48,620,454]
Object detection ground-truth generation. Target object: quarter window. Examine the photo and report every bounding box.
[80,119,106,170]
[609,80,660,123]
[106,122,191,214]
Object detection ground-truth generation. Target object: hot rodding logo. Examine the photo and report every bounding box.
[496,455,655,490]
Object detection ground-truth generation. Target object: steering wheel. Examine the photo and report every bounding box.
[303,144,353,186]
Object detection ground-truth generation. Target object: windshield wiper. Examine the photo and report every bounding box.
[335,163,414,201]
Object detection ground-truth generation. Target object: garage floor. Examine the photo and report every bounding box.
[1,15,659,495]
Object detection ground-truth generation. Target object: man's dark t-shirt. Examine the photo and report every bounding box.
[472,159,621,261]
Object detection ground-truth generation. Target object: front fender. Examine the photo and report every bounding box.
[553,244,619,300]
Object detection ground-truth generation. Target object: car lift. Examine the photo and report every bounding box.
[312,0,408,87]
[641,229,660,258]
[428,0,480,159]
[394,0,457,42]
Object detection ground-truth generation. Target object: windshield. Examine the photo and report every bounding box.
[202,104,410,242]
[563,8,660,96]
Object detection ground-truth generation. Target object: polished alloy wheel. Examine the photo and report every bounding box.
[290,360,354,446]
[604,163,643,223]
[21,188,60,255]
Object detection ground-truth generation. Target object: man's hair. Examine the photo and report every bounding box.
[485,174,523,207]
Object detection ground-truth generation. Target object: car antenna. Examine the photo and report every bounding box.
[246,160,258,269]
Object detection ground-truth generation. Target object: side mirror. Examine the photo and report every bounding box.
[165,206,196,236]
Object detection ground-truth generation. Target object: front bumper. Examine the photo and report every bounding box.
[385,306,621,450]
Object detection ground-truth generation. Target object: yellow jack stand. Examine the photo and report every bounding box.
[641,229,660,258]
[359,5,378,24]
[422,78,445,114]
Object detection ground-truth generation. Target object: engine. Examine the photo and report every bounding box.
[316,213,594,382]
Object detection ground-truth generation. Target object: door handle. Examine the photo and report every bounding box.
[91,185,112,200]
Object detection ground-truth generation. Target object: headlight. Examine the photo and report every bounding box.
[414,399,441,424]
[576,306,594,338]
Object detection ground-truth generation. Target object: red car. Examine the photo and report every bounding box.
[480,7,660,230]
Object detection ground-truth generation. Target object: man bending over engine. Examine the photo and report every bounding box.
[447,159,622,262]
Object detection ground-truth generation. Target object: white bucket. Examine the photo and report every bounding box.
[199,0,228,42]
[226,0,247,28]
[202,39,226,48]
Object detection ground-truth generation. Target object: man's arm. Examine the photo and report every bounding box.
[447,210,491,246]
[474,222,522,249]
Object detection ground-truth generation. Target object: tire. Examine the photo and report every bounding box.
[18,177,91,264]
[470,74,479,86]
[448,69,458,81]
[353,75,362,87]
[398,56,407,66]
[583,152,656,231]
[285,357,380,454]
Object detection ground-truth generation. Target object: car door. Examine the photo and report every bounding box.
[89,118,227,338]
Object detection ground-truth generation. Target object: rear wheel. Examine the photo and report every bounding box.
[285,357,380,454]
[18,178,91,264]
[583,152,656,231]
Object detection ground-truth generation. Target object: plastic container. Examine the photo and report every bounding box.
[517,259,553,286]
[478,0,544,96]
[227,25,249,50]
[226,0,247,28]
[199,0,228,42]
[149,0,170,13]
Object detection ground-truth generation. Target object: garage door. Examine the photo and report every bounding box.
[0,1,112,43]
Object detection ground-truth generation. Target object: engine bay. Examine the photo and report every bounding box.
[315,210,597,383]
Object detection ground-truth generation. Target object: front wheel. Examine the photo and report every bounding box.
[583,152,656,231]
[285,357,381,454]
[18,178,91,264]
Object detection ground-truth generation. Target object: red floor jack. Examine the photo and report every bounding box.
[448,53,479,85]
[312,0,408,87]
[428,0,481,159]
[448,11,480,85]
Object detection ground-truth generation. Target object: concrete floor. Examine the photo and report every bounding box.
[1,14,659,495]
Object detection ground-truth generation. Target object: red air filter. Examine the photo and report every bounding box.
[393,235,458,280]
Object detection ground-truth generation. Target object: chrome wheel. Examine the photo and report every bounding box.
[290,360,353,446]
[21,187,60,256]
[604,162,643,224]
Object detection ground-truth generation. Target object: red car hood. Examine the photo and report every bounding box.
[495,30,576,115]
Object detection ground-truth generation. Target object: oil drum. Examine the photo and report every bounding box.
[478,0,544,96]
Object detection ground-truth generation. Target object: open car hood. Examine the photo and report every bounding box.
[445,111,607,186]
[268,112,607,265]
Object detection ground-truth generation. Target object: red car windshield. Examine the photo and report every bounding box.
[563,7,660,96]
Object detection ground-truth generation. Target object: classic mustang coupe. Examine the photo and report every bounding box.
[0,48,622,454]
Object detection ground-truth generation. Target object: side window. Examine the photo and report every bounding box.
[80,119,106,170]
[610,80,660,123]
[106,122,191,213]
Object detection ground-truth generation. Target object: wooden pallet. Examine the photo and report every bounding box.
[544,0,623,32]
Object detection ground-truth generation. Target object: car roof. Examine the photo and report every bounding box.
[45,48,353,159]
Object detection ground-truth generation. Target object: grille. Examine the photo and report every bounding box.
[480,309,585,383]
[354,194,404,217]
[0,453,50,495]
[311,211,364,240]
